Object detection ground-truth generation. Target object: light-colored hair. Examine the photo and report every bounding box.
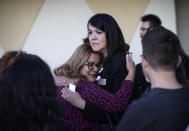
[54,43,103,81]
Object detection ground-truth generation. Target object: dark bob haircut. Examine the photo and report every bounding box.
[0,54,61,131]
[85,13,129,62]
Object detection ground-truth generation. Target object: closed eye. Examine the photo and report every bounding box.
[97,31,103,34]
[88,31,92,35]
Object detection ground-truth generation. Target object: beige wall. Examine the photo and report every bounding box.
[0,0,178,67]
[86,0,149,44]
[23,0,94,71]
[176,0,189,55]
[130,0,177,64]
[0,0,44,51]
[0,45,4,56]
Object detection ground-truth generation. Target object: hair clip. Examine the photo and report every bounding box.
[15,50,22,57]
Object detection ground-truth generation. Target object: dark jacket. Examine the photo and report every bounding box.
[82,52,128,124]
[131,63,150,101]
[116,86,189,131]
[45,120,71,131]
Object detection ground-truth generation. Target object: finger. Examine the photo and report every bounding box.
[65,87,72,94]
[65,87,71,96]
[128,56,134,65]
[61,89,66,96]
[129,57,134,64]
[65,87,75,98]
[131,58,135,66]
[61,88,69,98]
[127,55,131,61]
[61,87,67,93]
[126,56,132,65]
[61,91,67,99]
[65,89,75,98]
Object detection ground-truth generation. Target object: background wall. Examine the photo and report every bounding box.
[176,0,189,55]
[0,0,185,71]
[23,0,93,71]
[86,0,149,44]
[0,45,4,56]
[0,0,44,51]
[130,0,177,64]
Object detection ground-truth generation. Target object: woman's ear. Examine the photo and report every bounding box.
[176,55,182,68]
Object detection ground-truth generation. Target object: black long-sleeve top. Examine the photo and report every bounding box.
[82,52,128,124]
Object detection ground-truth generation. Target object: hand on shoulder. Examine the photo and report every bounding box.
[54,75,79,87]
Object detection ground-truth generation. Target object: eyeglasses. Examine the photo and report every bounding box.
[85,62,102,70]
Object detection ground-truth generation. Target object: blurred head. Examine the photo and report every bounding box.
[0,51,27,82]
[0,54,60,130]
[54,43,103,82]
[85,13,129,61]
[141,26,187,84]
[140,14,162,38]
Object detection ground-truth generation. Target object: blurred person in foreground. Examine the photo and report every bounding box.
[0,53,70,131]
[116,26,189,131]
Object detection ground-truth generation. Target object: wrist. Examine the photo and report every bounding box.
[80,99,86,110]
[125,72,135,81]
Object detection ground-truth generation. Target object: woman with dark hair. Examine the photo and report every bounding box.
[61,13,132,130]
[84,14,130,128]
[0,54,70,131]
[85,13,129,63]
[54,43,135,131]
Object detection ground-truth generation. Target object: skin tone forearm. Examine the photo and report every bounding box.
[125,55,135,81]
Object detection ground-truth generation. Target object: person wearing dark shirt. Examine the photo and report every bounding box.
[57,13,131,129]
[0,53,70,131]
[54,43,135,130]
[83,13,131,127]
[132,14,162,101]
[116,26,189,131]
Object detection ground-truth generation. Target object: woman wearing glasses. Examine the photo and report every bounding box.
[54,43,135,131]
[62,14,131,130]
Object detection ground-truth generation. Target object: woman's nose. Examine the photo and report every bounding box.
[92,65,98,71]
[91,33,97,40]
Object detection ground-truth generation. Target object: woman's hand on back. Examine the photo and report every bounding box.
[61,87,86,110]
[125,55,135,81]
[54,75,79,87]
